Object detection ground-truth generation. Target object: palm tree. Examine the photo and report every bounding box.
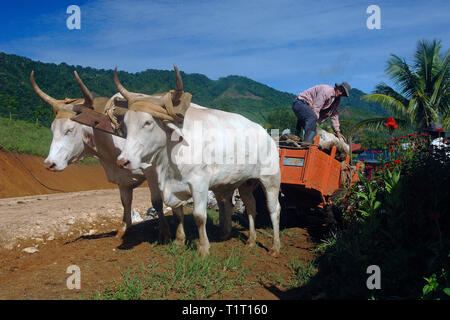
[361,39,449,131]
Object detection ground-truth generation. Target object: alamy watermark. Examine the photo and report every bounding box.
[366,265,381,290]
[366,5,381,30]
[66,265,81,289]
[166,123,280,175]
[66,5,81,30]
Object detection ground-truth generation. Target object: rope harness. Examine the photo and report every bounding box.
[102,90,192,136]
[0,146,68,193]
[127,90,192,122]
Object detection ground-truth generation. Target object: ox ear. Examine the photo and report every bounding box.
[82,131,96,150]
[164,122,188,144]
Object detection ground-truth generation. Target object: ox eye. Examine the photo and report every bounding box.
[143,121,152,128]
[65,128,74,135]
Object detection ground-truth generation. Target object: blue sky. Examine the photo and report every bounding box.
[1,0,449,94]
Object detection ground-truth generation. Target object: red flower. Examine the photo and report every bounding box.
[394,160,401,165]
[384,117,398,129]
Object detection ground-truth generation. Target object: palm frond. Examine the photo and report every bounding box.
[442,113,450,130]
[377,39,448,131]
[362,93,410,119]
[386,54,420,98]
[430,58,450,113]
[373,83,410,106]
[414,39,441,95]
[356,117,408,130]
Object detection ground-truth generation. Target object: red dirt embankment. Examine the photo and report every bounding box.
[0,150,134,198]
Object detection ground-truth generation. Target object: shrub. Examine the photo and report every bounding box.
[301,133,449,299]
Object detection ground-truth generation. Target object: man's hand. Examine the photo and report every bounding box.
[337,132,346,142]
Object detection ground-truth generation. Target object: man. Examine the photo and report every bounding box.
[292,82,351,143]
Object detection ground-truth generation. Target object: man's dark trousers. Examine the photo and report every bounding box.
[292,99,317,143]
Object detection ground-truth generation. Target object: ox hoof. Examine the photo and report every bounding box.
[269,248,280,258]
[197,245,210,258]
[174,238,185,247]
[158,231,171,244]
[115,222,130,239]
[115,229,126,239]
[246,239,256,247]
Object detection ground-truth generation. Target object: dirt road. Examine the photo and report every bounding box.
[0,187,319,300]
[0,188,153,250]
[0,150,126,199]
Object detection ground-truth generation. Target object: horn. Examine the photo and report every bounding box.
[73,71,93,108]
[113,67,139,102]
[30,71,60,113]
[172,64,183,105]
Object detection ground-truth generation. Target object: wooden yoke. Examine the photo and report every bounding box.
[71,106,119,136]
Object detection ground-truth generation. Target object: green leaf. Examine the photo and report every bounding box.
[374,201,381,210]
[355,192,368,200]
[422,285,432,295]
[444,288,450,296]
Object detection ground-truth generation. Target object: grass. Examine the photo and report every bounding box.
[288,258,316,288]
[93,241,249,300]
[93,210,252,300]
[0,116,52,157]
[90,207,326,300]
[256,258,316,291]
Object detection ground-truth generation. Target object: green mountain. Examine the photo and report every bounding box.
[340,88,388,120]
[0,52,386,128]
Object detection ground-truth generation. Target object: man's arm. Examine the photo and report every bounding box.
[330,109,346,141]
[330,106,340,132]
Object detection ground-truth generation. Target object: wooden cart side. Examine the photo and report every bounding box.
[279,148,308,185]
[302,135,320,189]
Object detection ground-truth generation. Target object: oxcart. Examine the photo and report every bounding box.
[278,135,360,209]
[254,135,361,229]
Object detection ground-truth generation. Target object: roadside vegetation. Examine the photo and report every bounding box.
[0,116,52,156]
[295,130,449,299]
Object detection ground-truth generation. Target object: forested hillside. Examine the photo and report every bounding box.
[0,52,386,128]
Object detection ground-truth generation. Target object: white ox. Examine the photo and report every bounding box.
[30,71,171,241]
[114,66,281,257]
